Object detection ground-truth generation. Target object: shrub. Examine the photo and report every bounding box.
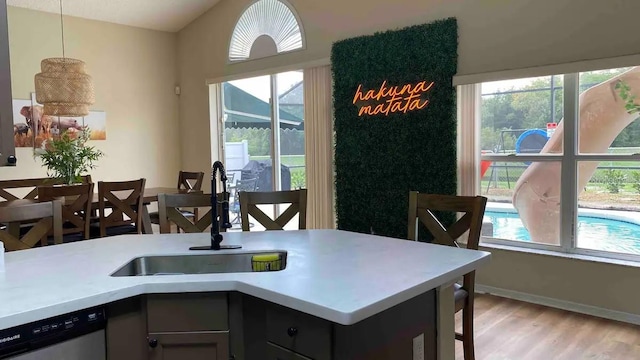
[631,171,640,194]
[290,170,306,189]
[604,169,626,194]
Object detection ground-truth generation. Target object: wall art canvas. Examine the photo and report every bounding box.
[12,92,106,148]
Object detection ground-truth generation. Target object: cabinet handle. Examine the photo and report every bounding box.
[148,338,158,348]
[287,327,298,337]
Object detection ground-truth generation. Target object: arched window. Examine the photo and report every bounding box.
[228,0,304,62]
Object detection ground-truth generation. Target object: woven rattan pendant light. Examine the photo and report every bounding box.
[34,0,94,117]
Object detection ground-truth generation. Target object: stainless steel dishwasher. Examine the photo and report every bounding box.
[0,306,106,360]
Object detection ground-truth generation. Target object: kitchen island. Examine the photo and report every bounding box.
[0,229,490,359]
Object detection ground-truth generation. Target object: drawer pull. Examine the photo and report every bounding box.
[148,338,158,348]
[287,327,298,337]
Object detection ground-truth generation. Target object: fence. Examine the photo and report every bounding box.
[483,161,640,193]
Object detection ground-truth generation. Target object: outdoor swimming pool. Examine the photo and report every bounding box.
[484,211,640,255]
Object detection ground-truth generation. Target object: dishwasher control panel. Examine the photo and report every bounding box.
[0,307,105,358]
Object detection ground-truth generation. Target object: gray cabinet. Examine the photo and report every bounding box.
[237,290,437,360]
[147,331,229,360]
[146,293,229,359]
[107,293,230,360]
[107,290,437,360]
[265,302,331,359]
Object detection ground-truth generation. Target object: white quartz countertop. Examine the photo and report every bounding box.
[0,229,490,329]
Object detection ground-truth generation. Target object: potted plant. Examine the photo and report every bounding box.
[35,129,104,185]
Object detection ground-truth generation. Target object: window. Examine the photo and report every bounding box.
[228,0,304,62]
[469,67,640,260]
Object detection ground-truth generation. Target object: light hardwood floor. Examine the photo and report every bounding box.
[455,294,640,360]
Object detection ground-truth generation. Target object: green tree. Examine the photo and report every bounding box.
[481,92,522,130]
[511,76,563,130]
[481,69,640,149]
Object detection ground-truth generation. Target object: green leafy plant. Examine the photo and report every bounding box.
[603,169,625,194]
[35,129,104,185]
[615,80,640,114]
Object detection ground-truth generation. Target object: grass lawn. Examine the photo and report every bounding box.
[250,155,305,167]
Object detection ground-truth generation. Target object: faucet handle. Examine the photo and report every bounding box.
[220,195,233,229]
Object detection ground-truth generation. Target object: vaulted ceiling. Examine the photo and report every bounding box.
[7,0,222,32]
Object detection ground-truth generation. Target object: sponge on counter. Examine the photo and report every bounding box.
[251,253,282,272]
[252,253,280,262]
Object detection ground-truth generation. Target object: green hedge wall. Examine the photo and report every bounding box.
[332,18,458,240]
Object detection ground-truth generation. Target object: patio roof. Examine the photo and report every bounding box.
[223,82,303,130]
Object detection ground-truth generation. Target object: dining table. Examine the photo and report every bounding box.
[0,187,202,236]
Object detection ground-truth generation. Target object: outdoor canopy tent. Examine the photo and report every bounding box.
[223,82,304,130]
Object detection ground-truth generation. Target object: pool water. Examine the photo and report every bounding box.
[484,211,640,255]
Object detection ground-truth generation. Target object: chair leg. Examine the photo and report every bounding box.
[462,301,475,360]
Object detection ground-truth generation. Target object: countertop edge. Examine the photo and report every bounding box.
[0,253,491,329]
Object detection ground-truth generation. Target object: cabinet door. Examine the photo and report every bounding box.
[148,331,229,360]
[266,342,313,360]
[266,302,331,359]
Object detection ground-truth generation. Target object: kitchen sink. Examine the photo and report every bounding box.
[110,251,287,277]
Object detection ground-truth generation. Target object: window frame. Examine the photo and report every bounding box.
[461,71,640,262]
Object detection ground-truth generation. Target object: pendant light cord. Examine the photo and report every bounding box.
[59,0,65,59]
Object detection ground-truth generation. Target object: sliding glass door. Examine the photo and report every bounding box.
[219,70,305,230]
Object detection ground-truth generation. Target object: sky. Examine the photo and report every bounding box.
[230,69,627,98]
[481,77,541,94]
[230,71,539,98]
[229,71,303,101]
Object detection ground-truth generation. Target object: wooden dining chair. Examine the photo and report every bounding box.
[0,200,63,251]
[150,171,205,228]
[157,192,228,234]
[38,183,94,241]
[177,171,205,191]
[93,179,146,238]
[407,191,487,360]
[239,189,307,231]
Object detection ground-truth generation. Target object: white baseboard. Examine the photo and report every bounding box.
[476,284,640,326]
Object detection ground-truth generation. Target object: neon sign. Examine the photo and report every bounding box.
[352,80,434,116]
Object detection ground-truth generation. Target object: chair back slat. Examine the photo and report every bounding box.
[416,208,458,247]
[177,171,204,191]
[408,192,487,249]
[0,200,63,251]
[158,193,227,234]
[415,194,481,214]
[239,189,307,231]
[97,179,145,237]
[38,183,94,240]
[0,176,92,201]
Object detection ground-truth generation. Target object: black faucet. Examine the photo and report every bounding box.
[189,161,241,251]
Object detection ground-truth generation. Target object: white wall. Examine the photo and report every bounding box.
[2,6,181,187]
